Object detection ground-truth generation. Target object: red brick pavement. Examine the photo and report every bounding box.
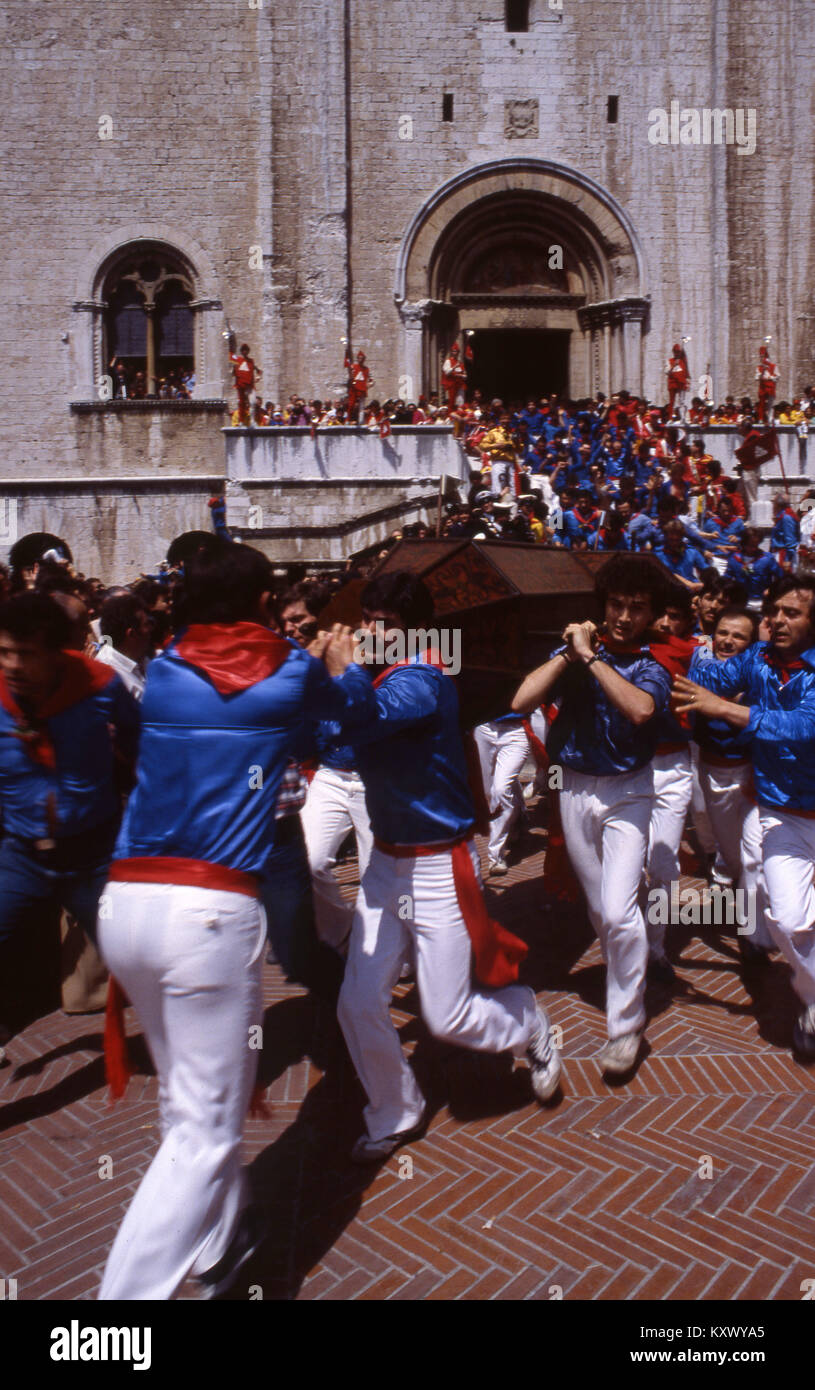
[1,810,814,1301]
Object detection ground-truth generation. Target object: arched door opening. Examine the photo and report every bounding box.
[467,329,570,404]
[395,160,649,404]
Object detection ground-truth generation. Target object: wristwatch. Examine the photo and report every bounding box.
[585,653,603,669]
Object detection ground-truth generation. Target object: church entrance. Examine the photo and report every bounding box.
[466,329,570,405]
[397,162,649,404]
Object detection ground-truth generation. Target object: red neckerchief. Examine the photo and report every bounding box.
[371,651,448,689]
[174,622,291,694]
[761,646,808,686]
[0,652,115,769]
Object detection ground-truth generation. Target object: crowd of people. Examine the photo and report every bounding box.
[1,515,815,1301]
[109,356,196,401]
[3,328,815,1300]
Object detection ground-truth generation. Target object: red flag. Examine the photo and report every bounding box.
[380,416,392,439]
[735,427,779,471]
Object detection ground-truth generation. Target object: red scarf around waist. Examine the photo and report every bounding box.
[374,836,527,987]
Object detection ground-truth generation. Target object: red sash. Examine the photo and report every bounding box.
[374,836,527,987]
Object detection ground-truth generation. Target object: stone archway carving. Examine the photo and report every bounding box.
[71,224,224,401]
[394,159,649,399]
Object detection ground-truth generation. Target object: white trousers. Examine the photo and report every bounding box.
[560,765,653,1039]
[300,765,373,952]
[700,760,774,949]
[97,882,266,1300]
[760,809,815,1005]
[473,720,529,861]
[337,842,539,1142]
[646,748,694,957]
[689,742,717,855]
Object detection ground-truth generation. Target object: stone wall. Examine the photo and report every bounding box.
[2,0,813,564]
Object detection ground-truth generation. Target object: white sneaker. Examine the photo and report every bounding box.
[526,1004,562,1102]
[488,858,508,877]
[598,1031,643,1075]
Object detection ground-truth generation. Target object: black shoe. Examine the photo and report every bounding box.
[197,1206,266,1299]
[647,955,676,985]
[793,1005,815,1059]
[738,938,772,967]
[350,1112,428,1164]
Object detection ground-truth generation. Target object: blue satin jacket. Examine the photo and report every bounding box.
[547,645,672,776]
[691,642,815,809]
[0,671,139,841]
[115,641,374,873]
[350,660,475,845]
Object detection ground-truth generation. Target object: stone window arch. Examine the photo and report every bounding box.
[103,246,196,397]
[70,225,225,404]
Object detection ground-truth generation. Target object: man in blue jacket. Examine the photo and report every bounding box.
[674,575,815,1057]
[513,555,673,1077]
[97,540,376,1300]
[336,572,561,1164]
[0,592,140,1061]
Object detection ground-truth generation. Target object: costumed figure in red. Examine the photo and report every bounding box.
[666,342,690,420]
[756,343,779,424]
[344,347,373,424]
[228,339,262,427]
[441,342,468,411]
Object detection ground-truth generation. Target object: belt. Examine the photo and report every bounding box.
[374,834,470,857]
[12,817,119,868]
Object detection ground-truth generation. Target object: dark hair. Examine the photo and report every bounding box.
[767,573,815,625]
[130,578,164,607]
[714,606,759,639]
[166,531,222,568]
[360,571,435,627]
[0,591,72,649]
[662,583,695,621]
[595,554,670,617]
[8,532,73,572]
[278,580,331,620]
[100,593,150,648]
[33,559,81,597]
[172,540,273,626]
[712,576,748,606]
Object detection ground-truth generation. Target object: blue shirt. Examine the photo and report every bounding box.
[702,514,745,557]
[769,509,800,559]
[653,543,708,583]
[546,645,672,776]
[691,642,815,810]
[351,660,475,845]
[0,660,140,841]
[725,551,783,602]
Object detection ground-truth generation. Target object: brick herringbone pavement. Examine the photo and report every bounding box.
[1,803,814,1301]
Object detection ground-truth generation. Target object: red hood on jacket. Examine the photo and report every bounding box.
[174,622,292,694]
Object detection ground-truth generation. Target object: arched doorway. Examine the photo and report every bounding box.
[395,159,649,404]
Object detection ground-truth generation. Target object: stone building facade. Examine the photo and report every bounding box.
[1,1,812,573]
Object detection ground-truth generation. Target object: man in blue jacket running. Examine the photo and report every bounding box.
[97,540,376,1301]
[336,572,561,1164]
[674,575,815,1059]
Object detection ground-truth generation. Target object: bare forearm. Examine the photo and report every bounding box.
[511,653,569,713]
